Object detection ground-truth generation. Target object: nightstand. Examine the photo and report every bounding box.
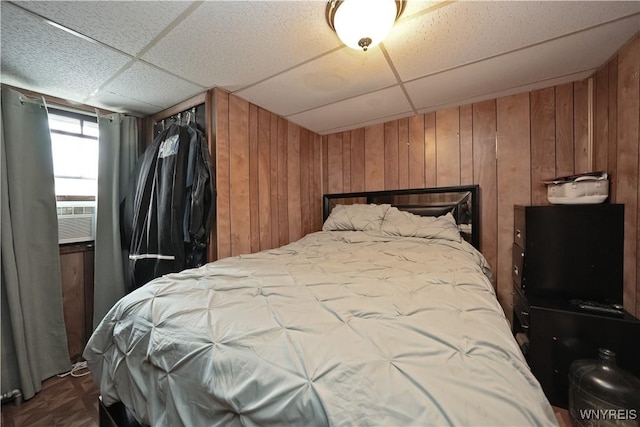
[512,296,640,408]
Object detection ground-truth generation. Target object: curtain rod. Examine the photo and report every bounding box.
[17,92,46,108]
[2,84,116,116]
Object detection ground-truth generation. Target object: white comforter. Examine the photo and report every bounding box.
[85,231,557,426]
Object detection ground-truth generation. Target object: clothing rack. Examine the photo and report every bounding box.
[151,102,206,140]
[156,106,198,131]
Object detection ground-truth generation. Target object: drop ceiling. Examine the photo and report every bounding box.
[1,1,638,135]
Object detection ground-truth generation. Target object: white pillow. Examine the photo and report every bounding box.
[380,207,461,242]
[322,204,390,231]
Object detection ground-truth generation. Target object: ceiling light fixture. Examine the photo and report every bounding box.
[326,0,405,52]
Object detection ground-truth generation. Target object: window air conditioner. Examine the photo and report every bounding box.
[56,201,96,244]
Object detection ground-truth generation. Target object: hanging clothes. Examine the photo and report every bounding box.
[121,122,214,292]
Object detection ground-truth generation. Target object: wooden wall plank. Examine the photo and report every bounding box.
[342,131,351,192]
[365,124,385,191]
[384,121,400,190]
[322,136,328,196]
[530,87,556,205]
[215,89,231,259]
[472,100,497,274]
[288,123,302,242]
[594,66,610,173]
[424,112,437,187]
[313,133,323,228]
[555,82,575,177]
[615,36,639,316]
[327,134,343,193]
[277,117,289,246]
[460,104,474,185]
[83,248,94,346]
[351,128,365,192]
[409,114,426,188]
[608,59,619,203]
[496,93,531,318]
[574,80,591,174]
[258,108,272,250]
[398,118,409,189]
[229,95,251,256]
[436,108,461,186]
[249,104,260,253]
[270,113,280,249]
[60,251,85,360]
[300,128,311,237]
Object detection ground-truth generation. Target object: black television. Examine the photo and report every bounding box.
[516,204,624,304]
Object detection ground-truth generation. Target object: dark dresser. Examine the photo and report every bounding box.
[512,204,624,302]
[510,204,640,408]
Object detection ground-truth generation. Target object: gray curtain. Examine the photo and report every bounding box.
[93,113,138,326]
[1,87,71,400]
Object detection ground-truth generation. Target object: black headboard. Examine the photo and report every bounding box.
[322,185,480,250]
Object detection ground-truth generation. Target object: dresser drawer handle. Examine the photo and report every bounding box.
[521,324,529,330]
[515,229,522,239]
[521,310,529,316]
[513,266,519,276]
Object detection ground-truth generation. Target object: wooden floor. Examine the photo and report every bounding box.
[2,372,572,427]
[1,371,99,427]
[555,408,573,427]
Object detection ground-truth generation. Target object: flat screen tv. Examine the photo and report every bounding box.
[519,204,624,304]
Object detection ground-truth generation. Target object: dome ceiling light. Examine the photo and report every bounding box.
[326,0,406,52]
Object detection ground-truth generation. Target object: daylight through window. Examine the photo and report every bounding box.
[49,108,99,244]
[49,108,98,198]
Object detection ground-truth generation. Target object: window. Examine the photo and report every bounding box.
[49,108,98,198]
[49,108,99,244]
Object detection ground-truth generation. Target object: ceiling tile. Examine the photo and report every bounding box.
[235,46,398,117]
[405,15,640,111]
[416,70,594,115]
[287,86,413,134]
[101,61,205,111]
[400,0,444,18]
[85,90,163,116]
[386,1,640,81]
[141,1,342,90]
[16,1,196,57]
[0,2,131,103]
[321,111,417,135]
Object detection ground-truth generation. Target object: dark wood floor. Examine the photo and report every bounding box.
[2,371,572,427]
[1,371,99,427]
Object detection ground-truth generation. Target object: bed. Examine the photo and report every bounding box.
[84,185,557,426]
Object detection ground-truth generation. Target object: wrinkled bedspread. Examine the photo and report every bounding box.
[84,231,557,426]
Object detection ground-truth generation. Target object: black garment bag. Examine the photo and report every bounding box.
[121,123,214,292]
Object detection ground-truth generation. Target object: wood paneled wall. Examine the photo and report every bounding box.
[321,35,640,318]
[214,89,323,259]
[593,35,640,318]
